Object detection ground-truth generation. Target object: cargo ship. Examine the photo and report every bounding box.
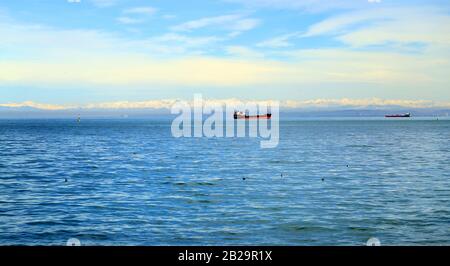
[234,111,272,120]
[385,112,411,118]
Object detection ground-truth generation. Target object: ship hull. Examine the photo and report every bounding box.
[234,114,272,120]
[385,114,411,118]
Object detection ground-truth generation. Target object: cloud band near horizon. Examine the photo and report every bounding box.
[1,98,450,111]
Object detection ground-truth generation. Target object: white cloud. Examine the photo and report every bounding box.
[2,47,448,91]
[171,14,239,31]
[90,0,117,7]
[1,15,448,94]
[257,32,301,48]
[117,16,143,25]
[162,14,176,20]
[338,15,450,47]
[228,18,260,36]
[223,0,365,12]
[0,56,283,87]
[170,14,260,35]
[230,18,260,31]
[0,15,222,57]
[302,10,382,37]
[226,46,264,58]
[152,33,223,48]
[123,7,157,16]
[274,48,449,85]
[117,6,157,25]
[302,7,450,47]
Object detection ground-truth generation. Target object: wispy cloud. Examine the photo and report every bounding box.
[1,10,449,98]
[162,14,176,20]
[0,15,221,57]
[117,16,143,25]
[117,6,157,24]
[226,46,264,58]
[123,7,157,16]
[302,6,450,47]
[223,0,366,12]
[171,14,241,31]
[302,10,382,38]
[257,6,450,50]
[152,33,223,48]
[257,32,302,48]
[337,8,450,47]
[0,56,282,87]
[90,0,117,8]
[170,14,260,36]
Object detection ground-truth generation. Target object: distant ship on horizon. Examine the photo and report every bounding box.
[385,112,411,118]
[234,111,272,120]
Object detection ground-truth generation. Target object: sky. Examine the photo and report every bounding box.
[1,0,450,109]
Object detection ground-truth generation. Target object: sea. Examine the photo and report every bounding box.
[0,117,449,246]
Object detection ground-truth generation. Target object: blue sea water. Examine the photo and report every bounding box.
[0,118,449,246]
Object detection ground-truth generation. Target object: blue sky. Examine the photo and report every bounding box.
[1,0,450,109]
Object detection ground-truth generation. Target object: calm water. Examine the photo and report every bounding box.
[0,118,449,246]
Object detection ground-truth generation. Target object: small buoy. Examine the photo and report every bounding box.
[346,165,349,168]
[322,178,325,182]
[280,173,283,177]
[65,178,68,182]
[242,177,246,181]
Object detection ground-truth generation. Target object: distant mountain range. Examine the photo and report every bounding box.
[0,105,449,119]
[281,108,450,117]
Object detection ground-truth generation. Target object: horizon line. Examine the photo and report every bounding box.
[1,98,450,111]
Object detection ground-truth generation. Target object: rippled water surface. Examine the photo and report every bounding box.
[0,118,449,245]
